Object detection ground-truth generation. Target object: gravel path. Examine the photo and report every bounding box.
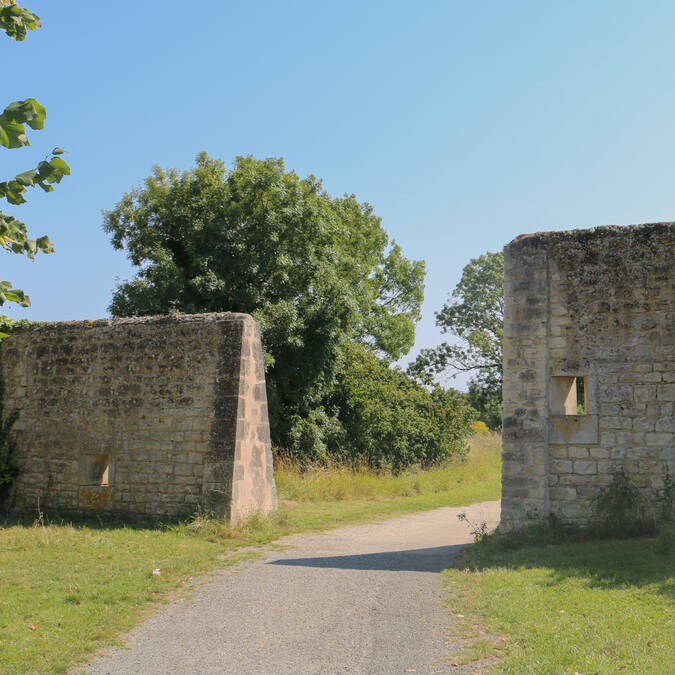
[86,500,500,675]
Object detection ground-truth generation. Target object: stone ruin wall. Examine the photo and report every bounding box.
[1,312,277,522]
[501,222,674,528]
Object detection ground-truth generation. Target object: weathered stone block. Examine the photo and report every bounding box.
[568,447,589,459]
[550,486,576,501]
[573,460,597,475]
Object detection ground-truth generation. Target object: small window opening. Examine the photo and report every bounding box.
[576,377,586,414]
[83,454,110,486]
[551,376,587,416]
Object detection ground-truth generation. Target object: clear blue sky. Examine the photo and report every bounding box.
[3,1,675,386]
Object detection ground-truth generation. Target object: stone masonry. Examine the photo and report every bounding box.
[501,222,674,528]
[1,313,277,522]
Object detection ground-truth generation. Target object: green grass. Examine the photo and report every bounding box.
[0,434,501,674]
[443,522,675,673]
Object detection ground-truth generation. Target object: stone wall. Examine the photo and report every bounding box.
[1,313,277,522]
[501,222,674,528]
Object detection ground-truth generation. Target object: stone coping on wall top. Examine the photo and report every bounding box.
[506,221,674,251]
[5,312,255,333]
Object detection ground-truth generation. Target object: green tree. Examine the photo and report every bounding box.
[103,153,425,457]
[409,251,503,428]
[0,1,70,307]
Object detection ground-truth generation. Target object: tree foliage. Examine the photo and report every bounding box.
[332,343,476,470]
[409,251,504,428]
[104,153,426,458]
[0,1,70,307]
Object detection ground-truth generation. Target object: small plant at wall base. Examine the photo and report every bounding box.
[591,467,653,536]
[658,470,673,522]
[457,511,489,543]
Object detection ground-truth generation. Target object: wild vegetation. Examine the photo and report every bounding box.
[102,152,477,466]
[0,434,501,674]
[276,431,501,502]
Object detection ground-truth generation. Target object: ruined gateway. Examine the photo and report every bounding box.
[501,222,674,528]
[1,313,277,522]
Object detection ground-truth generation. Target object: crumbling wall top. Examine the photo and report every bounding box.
[506,221,674,251]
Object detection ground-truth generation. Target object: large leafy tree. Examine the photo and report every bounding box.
[0,1,70,307]
[409,251,504,428]
[104,152,425,456]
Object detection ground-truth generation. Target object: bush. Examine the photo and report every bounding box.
[330,343,476,471]
[591,467,654,536]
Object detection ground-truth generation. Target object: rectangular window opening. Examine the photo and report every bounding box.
[576,376,586,415]
[83,454,110,486]
[551,376,587,416]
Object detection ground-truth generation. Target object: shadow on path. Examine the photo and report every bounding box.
[267,544,465,573]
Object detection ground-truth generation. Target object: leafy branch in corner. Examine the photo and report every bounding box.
[0,1,70,307]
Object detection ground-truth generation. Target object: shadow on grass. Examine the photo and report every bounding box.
[1,507,190,532]
[457,525,675,599]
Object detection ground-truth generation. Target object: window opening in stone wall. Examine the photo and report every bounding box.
[83,454,110,486]
[551,376,587,416]
[576,377,586,414]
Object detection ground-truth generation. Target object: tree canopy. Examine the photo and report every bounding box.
[409,251,504,428]
[0,1,70,308]
[104,152,427,457]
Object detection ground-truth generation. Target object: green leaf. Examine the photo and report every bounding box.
[48,155,70,178]
[0,118,29,148]
[0,279,30,308]
[35,235,54,253]
[51,147,66,155]
[14,169,36,186]
[0,4,41,41]
[3,98,46,129]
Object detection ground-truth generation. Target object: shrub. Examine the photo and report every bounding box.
[591,467,654,536]
[331,343,476,471]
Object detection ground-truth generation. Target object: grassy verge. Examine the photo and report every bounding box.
[0,434,501,674]
[443,521,675,673]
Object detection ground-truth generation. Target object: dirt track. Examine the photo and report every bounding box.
[86,500,500,675]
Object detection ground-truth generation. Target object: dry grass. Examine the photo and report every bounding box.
[275,432,501,503]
